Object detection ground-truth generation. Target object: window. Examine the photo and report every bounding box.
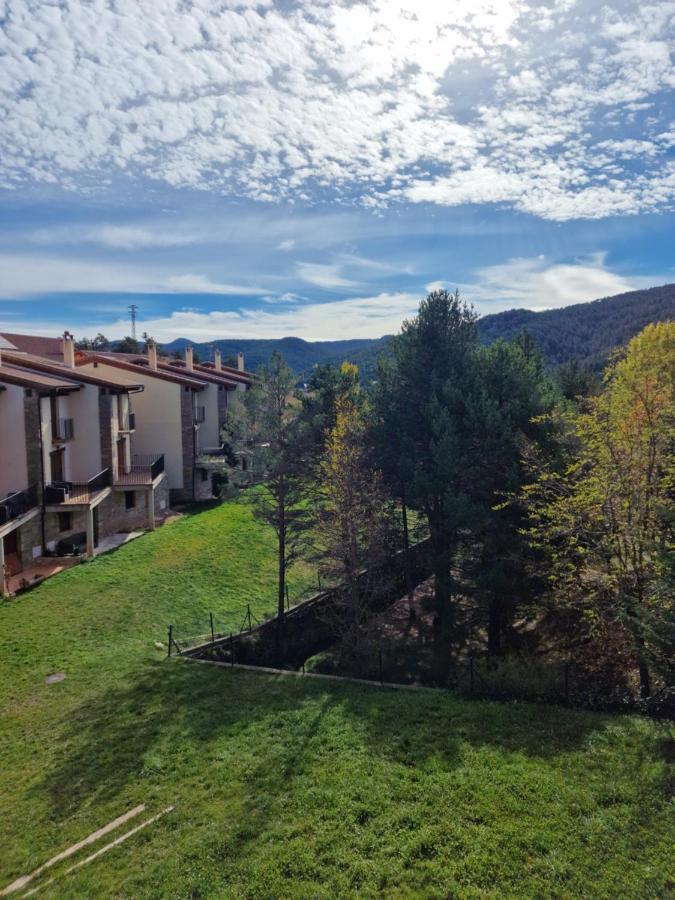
[58,512,72,532]
[200,468,208,482]
[125,491,136,509]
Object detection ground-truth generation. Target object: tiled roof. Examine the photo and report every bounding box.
[78,352,208,388]
[0,333,64,361]
[3,352,140,392]
[0,362,81,392]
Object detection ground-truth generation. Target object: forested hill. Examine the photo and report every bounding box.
[477,282,675,368]
[162,282,675,375]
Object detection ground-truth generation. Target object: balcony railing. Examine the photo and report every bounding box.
[0,485,38,525]
[194,406,206,424]
[53,418,74,442]
[45,468,111,505]
[115,454,165,486]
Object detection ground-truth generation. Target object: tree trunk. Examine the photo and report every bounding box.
[400,484,414,600]
[487,594,501,659]
[637,653,651,699]
[276,522,286,667]
[431,535,454,683]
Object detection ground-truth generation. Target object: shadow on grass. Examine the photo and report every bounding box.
[38,658,639,824]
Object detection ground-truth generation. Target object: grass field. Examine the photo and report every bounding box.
[0,499,672,898]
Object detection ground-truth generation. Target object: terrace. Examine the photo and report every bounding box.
[44,468,111,506]
[114,453,165,487]
[0,485,39,526]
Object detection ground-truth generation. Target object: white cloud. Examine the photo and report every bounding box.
[0,1,672,220]
[460,253,657,311]
[296,262,359,290]
[0,254,262,298]
[75,292,422,342]
[31,224,200,250]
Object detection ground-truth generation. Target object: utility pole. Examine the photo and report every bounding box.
[128,304,138,341]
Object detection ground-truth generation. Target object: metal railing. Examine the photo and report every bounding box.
[115,454,165,485]
[0,485,38,525]
[53,418,74,441]
[44,468,111,504]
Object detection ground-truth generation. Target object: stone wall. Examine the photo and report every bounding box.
[154,474,170,519]
[18,513,43,563]
[43,508,90,552]
[176,388,196,503]
[99,391,113,472]
[104,489,153,533]
[23,389,42,488]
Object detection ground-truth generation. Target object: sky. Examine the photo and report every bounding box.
[0,0,673,343]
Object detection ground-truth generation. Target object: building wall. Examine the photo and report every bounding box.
[59,384,103,481]
[216,384,229,432]
[18,514,42,563]
[106,489,153,532]
[177,387,196,502]
[196,382,220,451]
[24,390,42,488]
[78,362,184,490]
[0,382,28,495]
[44,507,90,552]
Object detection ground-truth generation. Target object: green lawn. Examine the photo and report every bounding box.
[0,499,672,898]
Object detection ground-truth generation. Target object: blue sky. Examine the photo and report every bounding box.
[0,1,673,342]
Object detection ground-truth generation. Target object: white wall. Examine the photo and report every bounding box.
[78,362,184,489]
[196,383,220,451]
[60,385,102,481]
[0,384,29,496]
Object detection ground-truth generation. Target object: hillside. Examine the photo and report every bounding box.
[162,282,675,375]
[0,499,671,897]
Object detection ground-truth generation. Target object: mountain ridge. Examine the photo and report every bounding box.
[161,282,675,376]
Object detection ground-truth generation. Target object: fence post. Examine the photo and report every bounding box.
[247,604,252,631]
[230,632,234,667]
[469,655,474,694]
[379,648,383,684]
[210,612,215,644]
[285,583,290,611]
[168,625,172,658]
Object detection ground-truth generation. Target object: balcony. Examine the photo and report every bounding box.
[53,418,74,442]
[118,411,136,432]
[194,406,206,424]
[0,485,38,526]
[115,453,165,486]
[45,468,111,505]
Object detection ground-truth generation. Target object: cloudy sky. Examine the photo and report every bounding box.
[0,0,673,342]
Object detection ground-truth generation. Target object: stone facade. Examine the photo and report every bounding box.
[17,513,43,564]
[174,387,196,503]
[154,473,170,519]
[23,389,42,488]
[99,391,113,472]
[216,384,228,431]
[43,507,90,552]
[105,489,153,532]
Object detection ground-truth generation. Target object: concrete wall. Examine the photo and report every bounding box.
[78,362,184,490]
[0,383,28,495]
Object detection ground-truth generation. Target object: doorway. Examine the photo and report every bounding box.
[3,530,22,576]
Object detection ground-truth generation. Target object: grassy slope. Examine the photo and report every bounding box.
[0,500,672,898]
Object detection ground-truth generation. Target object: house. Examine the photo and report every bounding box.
[75,343,250,502]
[0,335,170,593]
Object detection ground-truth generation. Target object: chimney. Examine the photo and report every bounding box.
[214,349,222,371]
[147,339,158,370]
[62,331,75,368]
[237,351,245,372]
[185,345,194,372]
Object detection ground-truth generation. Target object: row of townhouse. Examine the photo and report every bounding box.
[0,331,252,595]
